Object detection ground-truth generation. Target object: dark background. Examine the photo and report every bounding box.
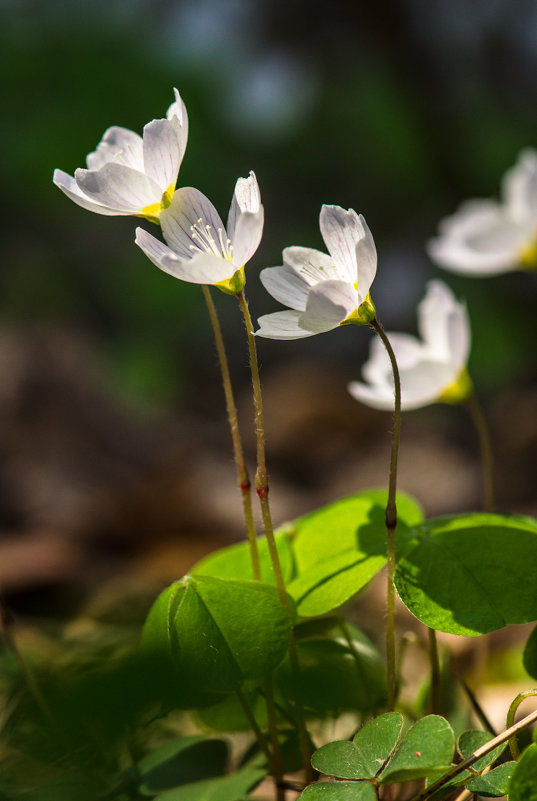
[1,0,537,613]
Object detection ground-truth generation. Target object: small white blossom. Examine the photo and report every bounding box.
[348,280,472,411]
[428,149,537,276]
[135,171,263,294]
[53,89,188,223]
[256,205,377,340]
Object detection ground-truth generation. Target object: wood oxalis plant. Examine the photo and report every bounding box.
[24,89,537,800]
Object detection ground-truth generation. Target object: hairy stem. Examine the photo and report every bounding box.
[237,289,313,783]
[202,285,261,580]
[370,318,401,712]
[465,393,495,513]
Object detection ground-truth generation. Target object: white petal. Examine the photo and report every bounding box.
[319,205,367,283]
[161,187,226,259]
[446,303,471,371]
[86,126,144,171]
[259,264,310,311]
[231,208,264,266]
[75,163,162,212]
[427,235,518,276]
[399,360,455,407]
[417,280,457,359]
[136,227,235,285]
[142,116,186,191]
[503,149,537,223]
[348,380,398,411]
[355,215,377,301]
[255,310,316,340]
[167,87,189,142]
[282,246,339,283]
[350,359,455,412]
[299,279,358,333]
[135,227,180,270]
[227,171,261,240]
[53,169,127,216]
[428,200,530,276]
[362,332,424,388]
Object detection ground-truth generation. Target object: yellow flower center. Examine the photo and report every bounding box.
[518,238,537,270]
[215,267,246,295]
[139,184,175,225]
[342,292,377,326]
[438,367,473,404]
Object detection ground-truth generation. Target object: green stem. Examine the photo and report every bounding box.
[237,289,313,783]
[237,688,273,767]
[264,676,285,801]
[370,318,401,712]
[409,707,537,801]
[428,628,440,715]
[465,393,495,513]
[506,690,537,758]
[201,285,261,580]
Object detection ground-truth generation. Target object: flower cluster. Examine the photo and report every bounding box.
[54,89,535,414]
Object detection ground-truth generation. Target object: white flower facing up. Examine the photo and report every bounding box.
[428,149,537,276]
[53,89,188,223]
[348,280,472,411]
[135,171,264,294]
[255,205,377,339]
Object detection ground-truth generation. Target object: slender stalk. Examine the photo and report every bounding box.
[237,289,313,783]
[465,393,495,513]
[201,285,261,580]
[506,690,537,758]
[428,628,440,715]
[264,676,285,801]
[409,707,537,801]
[369,318,402,712]
[237,688,273,767]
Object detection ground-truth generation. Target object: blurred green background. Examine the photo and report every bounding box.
[1,0,537,610]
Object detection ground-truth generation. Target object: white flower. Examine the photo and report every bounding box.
[348,280,472,411]
[428,149,537,276]
[255,205,377,340]
[53,88,188,223]
[135,171,264,294]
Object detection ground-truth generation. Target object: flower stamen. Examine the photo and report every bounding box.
[189,218,234,261]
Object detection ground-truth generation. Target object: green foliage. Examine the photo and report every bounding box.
[300,782,377,800]
[466,761,514,797]
[193,490,422,619]
[140,575,291,698]
[138,736,229,795]
[378,715,454,783]
[309,713,454,790]
[193,530,295,584]
[457,729,506,772]
[523,624,537,680]
[312,713,403,779]
[395,514,537,635]
[151,755,266,800]
[508,743,537,800]
[278,627,386,718]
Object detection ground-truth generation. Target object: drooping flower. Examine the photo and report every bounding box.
[53,89,188,223]
[428,149,537,276]
[348,280,472,411]
[135,171,264,294]
[255,205,377,339]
